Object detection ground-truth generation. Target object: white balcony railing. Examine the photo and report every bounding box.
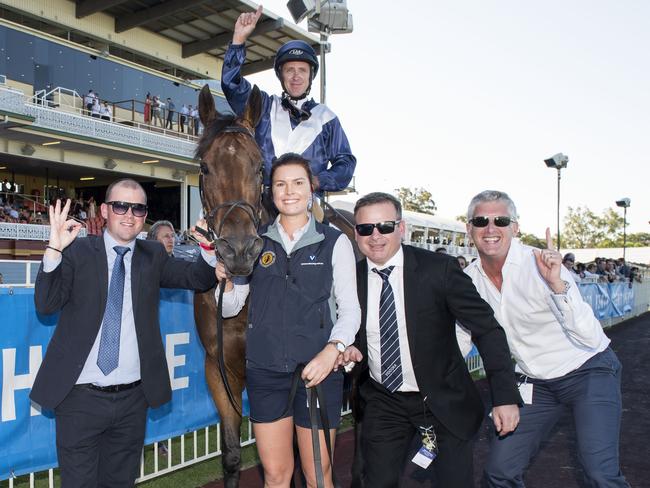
[0,84,196,159]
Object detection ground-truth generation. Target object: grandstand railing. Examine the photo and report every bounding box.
[0,83,196,159]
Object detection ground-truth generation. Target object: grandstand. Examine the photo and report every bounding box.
[0,0,318,259]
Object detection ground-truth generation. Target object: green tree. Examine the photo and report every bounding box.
[395,187,437,215]
[561,206,604,248]
[625,232,650,247]
[519,232,546,248]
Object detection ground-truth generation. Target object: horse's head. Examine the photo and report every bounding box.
[196,84,264,276]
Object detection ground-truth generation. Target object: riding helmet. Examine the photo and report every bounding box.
[274,40,319,80]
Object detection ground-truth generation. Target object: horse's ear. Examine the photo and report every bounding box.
[198,84,217,128]
[242,85,262,131]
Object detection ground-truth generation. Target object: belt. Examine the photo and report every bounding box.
[82,380,141,393]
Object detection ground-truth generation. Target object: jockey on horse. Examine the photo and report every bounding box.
[221,5,356,219]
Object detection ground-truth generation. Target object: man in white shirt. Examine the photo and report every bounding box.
[343,192,520,488]
[462,190,628,487]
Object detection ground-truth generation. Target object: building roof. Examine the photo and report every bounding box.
[75,0,319,75]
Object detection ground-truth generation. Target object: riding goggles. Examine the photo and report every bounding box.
[355,220,401,236]
[106,201,148,217]
[469,216,515,227]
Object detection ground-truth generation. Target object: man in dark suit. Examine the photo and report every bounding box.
[31,179,216,487]
[342,192,521,488]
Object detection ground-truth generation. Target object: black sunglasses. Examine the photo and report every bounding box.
[469,216,515,227]
[106,201,148,217]
[355,220,401,236]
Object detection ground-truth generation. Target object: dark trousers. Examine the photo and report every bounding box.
[179,115,186,132]
[54,384,148,488]
[165,112,173,129]
[483,348,628,487]
[360,379,474,488]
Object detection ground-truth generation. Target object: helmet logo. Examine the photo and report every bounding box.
[288,49,304,56]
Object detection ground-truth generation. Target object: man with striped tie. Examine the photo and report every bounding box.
[344,192,521,487]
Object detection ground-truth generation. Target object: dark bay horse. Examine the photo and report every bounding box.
[193,84,264,488]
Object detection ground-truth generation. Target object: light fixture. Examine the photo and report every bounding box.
[0,166,6,170]
[104,158,117,170]
[142,159,159,164]
[543,152,569,249]
[20,144,35,156]
[42,141,61,146]
[79,177,95,181]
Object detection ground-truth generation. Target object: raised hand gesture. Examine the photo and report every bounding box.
[47,199,83,253]
[532,228,565,293]
[233,5,263,45]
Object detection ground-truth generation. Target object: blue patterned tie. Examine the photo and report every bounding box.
[373,266,403,392]
[97,246,130,376]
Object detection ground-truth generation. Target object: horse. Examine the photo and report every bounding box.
[193,83,265,488]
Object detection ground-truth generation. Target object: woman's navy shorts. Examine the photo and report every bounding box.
[246,367,344,429]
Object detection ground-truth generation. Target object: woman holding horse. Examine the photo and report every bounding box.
[216,153,360,488]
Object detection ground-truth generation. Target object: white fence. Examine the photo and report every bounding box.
[3,265,649,487]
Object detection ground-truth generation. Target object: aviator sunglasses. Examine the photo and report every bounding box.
[106,201,148,217]
[469,216,515,227]
[355,220,401,236]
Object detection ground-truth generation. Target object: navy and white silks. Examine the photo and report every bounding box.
[221,43,356,195]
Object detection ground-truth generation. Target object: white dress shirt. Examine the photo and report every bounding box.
[365,247,419,392]
[220,216,360,348]
[463,239,609,380]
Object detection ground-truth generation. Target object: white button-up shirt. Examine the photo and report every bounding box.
[462,239,609,380]
[365,247,419,392]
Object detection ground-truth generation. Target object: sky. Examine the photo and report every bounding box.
[246,0,650,240]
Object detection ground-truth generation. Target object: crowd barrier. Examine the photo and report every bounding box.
[0,279,647,486]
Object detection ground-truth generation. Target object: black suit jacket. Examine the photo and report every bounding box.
[356,245,520,440]
[31,235,217,410]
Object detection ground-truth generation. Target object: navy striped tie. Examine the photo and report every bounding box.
[373,266,403,392]
[97,246,130,375]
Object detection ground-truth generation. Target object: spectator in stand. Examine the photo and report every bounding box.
[84,90,96,116]
[630,267,643,284]
[100,101,112,122]
[90,98,102,118]
[191,105,200,135]
[147,220,176,256]
[180,104,189,133]
[435,247,447,253]
[596,259,607,276]
[0,272,3,284]
[144,93,152,125]
[605,259,619,283]
[457,255,468,269]
[583,263,599,280]
[152,96,163,127]
[87,196,97,219]
[165,97,175,130]
[616,258,630,279]
[562,253,583,283]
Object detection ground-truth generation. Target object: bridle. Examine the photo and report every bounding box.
[196,122,264,418]
[197,124,263,243]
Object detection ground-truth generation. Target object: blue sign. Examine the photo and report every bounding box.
[0,288,249,480]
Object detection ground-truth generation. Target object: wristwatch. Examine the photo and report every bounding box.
[328,340,346,353]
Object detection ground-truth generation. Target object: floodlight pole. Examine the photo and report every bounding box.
[556,167,562,250]
[319,31,328,104]
[623,206,627,260]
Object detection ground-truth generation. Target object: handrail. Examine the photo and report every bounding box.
[22,84,199,141]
